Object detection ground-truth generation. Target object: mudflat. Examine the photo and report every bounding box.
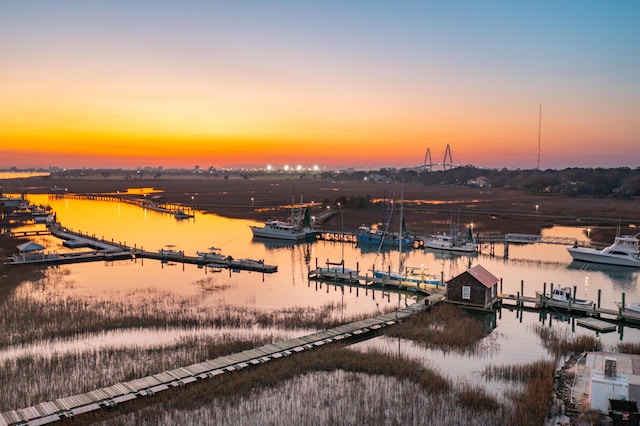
[13,173,640,242]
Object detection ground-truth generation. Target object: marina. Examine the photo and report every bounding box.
[2,191,640,424]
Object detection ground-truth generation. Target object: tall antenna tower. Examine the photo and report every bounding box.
[537,103,542,170]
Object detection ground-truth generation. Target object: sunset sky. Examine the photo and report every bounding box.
[1,1,639,170]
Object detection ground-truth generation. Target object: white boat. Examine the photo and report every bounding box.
[196,246,230,264]
[373,266,442,286]
[536,286,593,307]
[158,247,183,257]
[250,194,314,241]
[567,233,640,268]
[615,301,640,313]
[423,211,477,253]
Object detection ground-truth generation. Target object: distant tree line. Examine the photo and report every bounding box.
[320,166,640,199]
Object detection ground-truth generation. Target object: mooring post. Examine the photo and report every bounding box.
[356,261,359,275]
[597,289,601,309]
[500,278,503,294]
[520,280,524,299]
[622,292,626,312]
[517,291,520,307]
[573,286,577,303]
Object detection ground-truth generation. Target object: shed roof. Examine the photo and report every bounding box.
[466,264,499,288]
[16,241,45,252]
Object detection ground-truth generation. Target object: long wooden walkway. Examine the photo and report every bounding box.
[0,300,439,426]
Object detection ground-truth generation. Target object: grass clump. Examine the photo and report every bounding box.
[615,341,640,355]
[533,324,601,356]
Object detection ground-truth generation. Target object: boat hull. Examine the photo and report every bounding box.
[567,247,640,268]
[250,226,313,241]
[423,240,477,253]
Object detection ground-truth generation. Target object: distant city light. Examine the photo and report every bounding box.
[284,165,289,171]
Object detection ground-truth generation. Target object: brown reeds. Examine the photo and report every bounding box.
[533,324,602,356]
[615,341,640,355]
[384,303,492,354]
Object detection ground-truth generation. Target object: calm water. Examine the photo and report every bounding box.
[5,194,640,396]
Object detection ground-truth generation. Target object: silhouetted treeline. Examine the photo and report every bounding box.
[321,166,640,199]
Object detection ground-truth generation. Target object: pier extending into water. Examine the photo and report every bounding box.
[8,222,277,273]
[0,298,442,426]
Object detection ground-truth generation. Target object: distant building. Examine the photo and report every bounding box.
[446,264,499,310]
[467,176,490,187]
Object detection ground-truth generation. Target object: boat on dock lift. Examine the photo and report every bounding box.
[536,286,593,307]
[196,246,230,264]
[174,209,194,220]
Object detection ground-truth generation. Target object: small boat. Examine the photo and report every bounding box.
[196,246,230,264]
[158,246,183,257]
[174,210,194,220]
[536,286,593,307]
[250,194,314,241]
[615,301,640,313]
[315,265,359,282]
[373,266,442,287]
[229,258,265,269]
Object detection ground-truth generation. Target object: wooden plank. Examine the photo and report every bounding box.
[17,406,40,421]
[35,401,60,417]
[1,411,22,425]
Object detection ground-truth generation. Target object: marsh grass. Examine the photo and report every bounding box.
[0,333,281,411]
[615,341,640,355]
[0,278,372,348]
[65,345,511,425]
[384,303,495,354]
[533,324,602,356]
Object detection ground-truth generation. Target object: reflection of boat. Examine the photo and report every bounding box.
[174,210,194,220]
[250,194,314,241]
[536,286,593,307]
[423,211,477,253]
[197,246,230,264]
[567,233,640,268]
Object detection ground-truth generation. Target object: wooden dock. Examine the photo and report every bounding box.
[8,222,277,274]
[0,301,438,426]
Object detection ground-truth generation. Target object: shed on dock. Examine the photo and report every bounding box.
[14,241,46,261]
[446,264,499,311]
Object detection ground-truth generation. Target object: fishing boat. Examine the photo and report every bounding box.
[357,193,413,249]
[356,223,413,248]
[250,194,314,241]
[196,246,230,264]
[566,233,640,268]
[423,211,477,253]
[536,286,593,307]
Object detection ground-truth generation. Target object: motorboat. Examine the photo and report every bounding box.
[373,266,442,287]
[174,210,194,220]
[250,194,314,241]
[615,301,640,313]
[536,286,593,307]
[197,246,230,264]
[567,233,640,268]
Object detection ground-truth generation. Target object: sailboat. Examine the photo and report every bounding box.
[372,186,442,288]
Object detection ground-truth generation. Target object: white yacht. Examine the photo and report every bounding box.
[567,233,640,268]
